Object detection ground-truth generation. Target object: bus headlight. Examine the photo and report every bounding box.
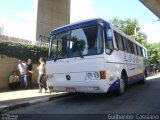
[86,71,106,80]
[47,74,55,81]
[94,72,99,78]
[86,72,100,80]
[87,72,93,79]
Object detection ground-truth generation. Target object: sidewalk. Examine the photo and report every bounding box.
[0,89,68,113]
[146,72,160,80]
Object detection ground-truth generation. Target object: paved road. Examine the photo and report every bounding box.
[5,76,160,119]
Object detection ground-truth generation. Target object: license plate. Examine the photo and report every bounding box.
[66,87,76,93]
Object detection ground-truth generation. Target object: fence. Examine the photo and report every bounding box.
[0,34,49,47]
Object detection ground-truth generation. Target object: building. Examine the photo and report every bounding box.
[139,0,160,19]
[35,0,70,41]
[137,31,147,40]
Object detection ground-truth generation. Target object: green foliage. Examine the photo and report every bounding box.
[109,17,140,35]
[110,18,160,66]
[0,42,48,64]
[147,43,160,65]
[134,36,148,47]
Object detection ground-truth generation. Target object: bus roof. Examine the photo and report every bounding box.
[50,18,110,35]
[50,18,145,49]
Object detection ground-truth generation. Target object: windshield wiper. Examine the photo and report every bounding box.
[54,51,61,62]
[77,50,84,59]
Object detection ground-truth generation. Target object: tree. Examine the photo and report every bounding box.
[109,18,160,67]
[148,44,160,65]
[0,42,48,64]
[109,18,140,36]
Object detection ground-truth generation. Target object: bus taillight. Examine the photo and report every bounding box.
[100,71,106,79]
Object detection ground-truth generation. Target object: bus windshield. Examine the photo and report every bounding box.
[48,25,103,60]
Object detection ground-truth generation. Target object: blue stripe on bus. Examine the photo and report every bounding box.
[108,79,120,92]
[108,74,144,92]
[51,18,110,35]
[128,76,144,85]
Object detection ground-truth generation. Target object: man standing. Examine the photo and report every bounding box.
[27,59,33,89]
[17,60,27,89]
[37,57,47,93]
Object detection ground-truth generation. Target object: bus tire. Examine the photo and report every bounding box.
[116,74,125,95]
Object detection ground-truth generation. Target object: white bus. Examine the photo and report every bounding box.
[46,18,148,95]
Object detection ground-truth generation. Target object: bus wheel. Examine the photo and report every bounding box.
[116,75,125,95]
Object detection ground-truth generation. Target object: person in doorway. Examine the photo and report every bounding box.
[37,57,47,93]
[27,59,33,89]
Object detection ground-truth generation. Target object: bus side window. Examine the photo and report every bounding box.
[130,42,134,54]
[142,48,146,58]
[145,49,148,59]
[143,48,148,59]
[137,46,143,57]
[133,43,138,55]
[123,37,132,53]
[105,28,114,54]
[106,40,114,50]
[140,47,143,57]
[127,40,133,53]
[114,31,124,51]
[122,37,127,51]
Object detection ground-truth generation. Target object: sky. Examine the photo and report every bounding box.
[0,0,160,43]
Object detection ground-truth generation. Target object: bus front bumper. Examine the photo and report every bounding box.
[47,80,111,93]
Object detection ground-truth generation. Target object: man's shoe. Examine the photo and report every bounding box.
[38,91,42,93]
[45,88,48,93]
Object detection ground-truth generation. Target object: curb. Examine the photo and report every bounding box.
[0,93,72,114]
[147,72,160,80]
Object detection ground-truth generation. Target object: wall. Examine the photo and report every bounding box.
[0,55,39,90]
[0,34,48,90]
[0,34,32,45]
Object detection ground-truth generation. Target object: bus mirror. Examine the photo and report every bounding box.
[105,48,112,54]
[106,29,113,41]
